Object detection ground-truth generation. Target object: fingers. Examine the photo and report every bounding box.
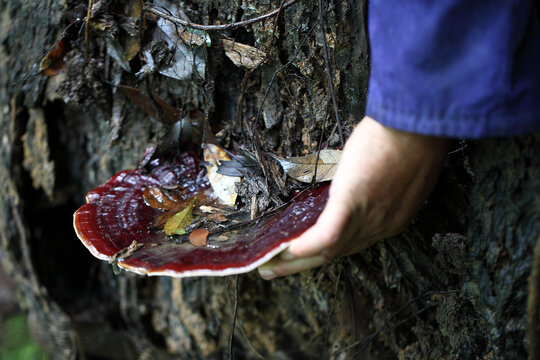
[256,158,358,279]
[257,196,355,279]
[258,254,328,280]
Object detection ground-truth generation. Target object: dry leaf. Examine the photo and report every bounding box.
[154,7,205,80]
[195,205,229,223]
[198,205,225,214]
[153,193,213,228]
[143,187,185,210]
[189,228,209,247]
[164,197,196,235]
[270,149,343,183]
[124,34,140,62]
[40,37,70,76]
[179,29,210,47]
[206,213,228,223]
[204,144,241,206]
[222,39,266,70]
[154,211,176,228]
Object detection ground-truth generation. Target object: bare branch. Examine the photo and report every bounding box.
[318,0,344,147]
[145,0,297,32]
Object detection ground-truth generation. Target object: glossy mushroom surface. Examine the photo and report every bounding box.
[74,151,329,277]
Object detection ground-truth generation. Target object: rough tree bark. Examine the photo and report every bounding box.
[1,1,539,359]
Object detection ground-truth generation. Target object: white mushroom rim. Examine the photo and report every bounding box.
[117,239,294,278]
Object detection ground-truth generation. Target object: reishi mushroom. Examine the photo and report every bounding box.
[73,150,329,278]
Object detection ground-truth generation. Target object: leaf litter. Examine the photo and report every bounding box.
[222,39,266,70]
[269,149,342,183]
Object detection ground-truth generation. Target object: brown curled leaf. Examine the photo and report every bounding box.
[270,149,342,183]
[40,37,70,76]
[179,30,209,47]
[143,187,185,211]
[189,228,209,247]
[206,213,228,223]
[194,205,229,223]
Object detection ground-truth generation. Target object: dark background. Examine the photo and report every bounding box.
[1,1,539,359]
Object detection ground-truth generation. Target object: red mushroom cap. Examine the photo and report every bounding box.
[73,151,329,277]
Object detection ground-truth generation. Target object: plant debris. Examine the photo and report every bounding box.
[189,228,209,247]
[150,2,205,80]
[270,149,342,183]
[163,197,196,235]
[204,144,241,207]
[40,37,70,76]
[124,0,144,61]
[222,39,266,69]
[143,186,185,210]
[217,149,262,178]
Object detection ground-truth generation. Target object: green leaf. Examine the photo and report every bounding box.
[164,197,197,235]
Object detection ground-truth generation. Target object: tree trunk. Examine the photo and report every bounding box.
[1,1,539,359]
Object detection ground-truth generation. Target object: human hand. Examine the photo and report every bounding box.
[258,116,450,280]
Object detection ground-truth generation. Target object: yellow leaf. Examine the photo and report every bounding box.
[124,36,140,62]
[129,0,144,17]
[163,197,196,236]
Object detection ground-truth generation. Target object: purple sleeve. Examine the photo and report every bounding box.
[365,1,540,139]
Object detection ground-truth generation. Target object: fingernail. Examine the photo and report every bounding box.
[281,252,295,261]
[258,269,275,280]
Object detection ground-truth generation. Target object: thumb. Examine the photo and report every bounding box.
[285,196,350,259]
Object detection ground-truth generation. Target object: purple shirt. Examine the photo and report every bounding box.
[365,1,540,139]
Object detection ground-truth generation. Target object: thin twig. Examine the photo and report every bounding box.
[236,0,286,134]
[350,290,460,359]
[235,324,266,359]
[317,0,344,147]
[312,94,331,186]
[333,303,436,356]
[324,263,343,346]
[85,0,93,57]
[244,0,288,199]
[255,21,318,126]
[447,142,468,155]
[145,0,297,32]
[229,274,240,360]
